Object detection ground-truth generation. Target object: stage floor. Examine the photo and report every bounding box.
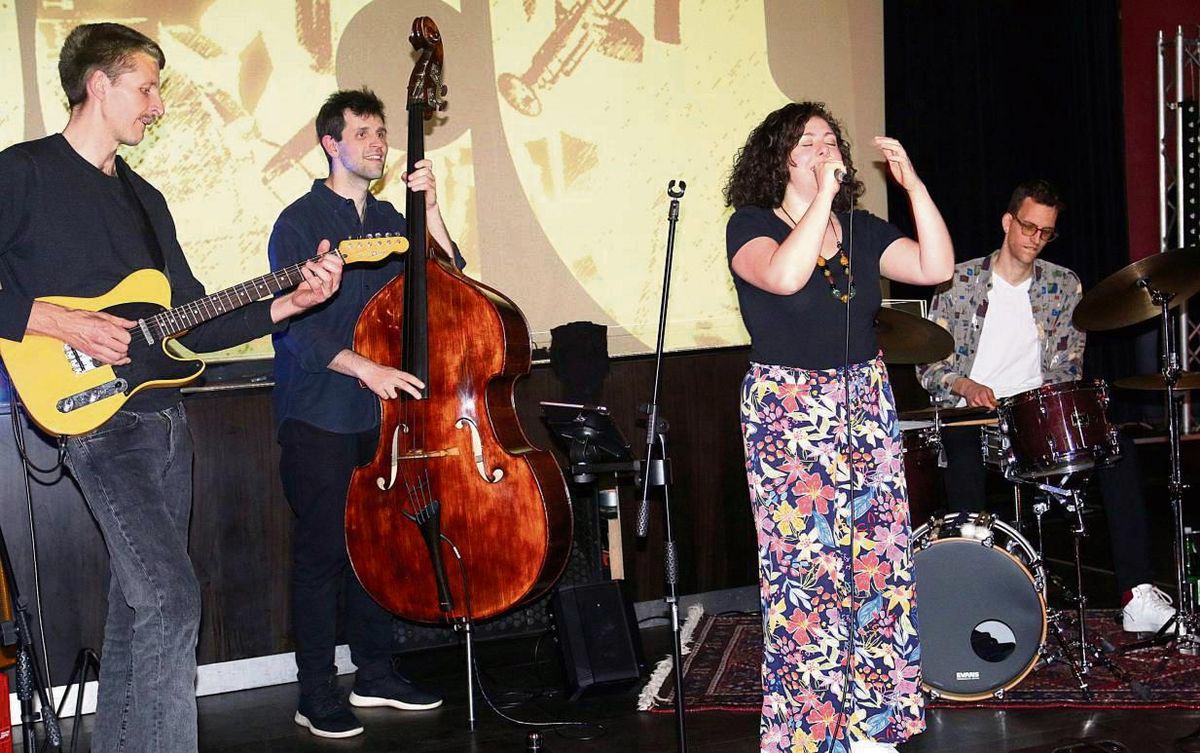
[15,626,1200,752]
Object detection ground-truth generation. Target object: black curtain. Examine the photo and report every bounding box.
[882,0,1148,394]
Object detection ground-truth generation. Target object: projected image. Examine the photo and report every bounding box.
[2,0,884,358]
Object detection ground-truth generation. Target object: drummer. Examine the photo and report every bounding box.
[916,179,1174,635]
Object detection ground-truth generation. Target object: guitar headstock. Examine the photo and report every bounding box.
[408,16,447,117]
[336,235,409,264]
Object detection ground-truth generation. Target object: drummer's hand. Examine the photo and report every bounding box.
[954,377,997,409]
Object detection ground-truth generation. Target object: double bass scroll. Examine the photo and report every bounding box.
[345,16,573,625]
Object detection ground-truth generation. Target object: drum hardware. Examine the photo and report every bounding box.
[1077,253,1200,656]
[1021,481,1148,698]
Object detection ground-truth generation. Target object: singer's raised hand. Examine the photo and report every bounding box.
[874,137,923,192]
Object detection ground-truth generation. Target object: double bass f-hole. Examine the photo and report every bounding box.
[376,422,410,491]
[455,417,504,483]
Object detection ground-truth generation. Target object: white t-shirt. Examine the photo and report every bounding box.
[964,274,1042,402]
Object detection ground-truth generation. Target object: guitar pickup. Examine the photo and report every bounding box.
[57,379,128,414]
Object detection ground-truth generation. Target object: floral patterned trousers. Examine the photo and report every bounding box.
[740,357,924,753]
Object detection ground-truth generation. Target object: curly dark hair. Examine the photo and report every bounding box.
[723,101,864,213]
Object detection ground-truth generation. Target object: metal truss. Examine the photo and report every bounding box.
[1159,27,1200,429]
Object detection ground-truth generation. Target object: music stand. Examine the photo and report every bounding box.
[540,402,638,482]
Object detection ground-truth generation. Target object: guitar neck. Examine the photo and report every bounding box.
[147,251,334,340]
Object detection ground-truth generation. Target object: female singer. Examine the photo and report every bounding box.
[724,102,953,753]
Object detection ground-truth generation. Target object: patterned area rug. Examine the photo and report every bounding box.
[639,610,1200,712]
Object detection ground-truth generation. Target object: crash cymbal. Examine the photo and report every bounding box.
[1114,371,1200,391]
[898,404,996,422]
[1073,247,1200,331]
[875,306,954,364]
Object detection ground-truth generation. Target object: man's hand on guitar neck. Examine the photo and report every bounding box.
[27,301,133,365]
[269,239,345,322]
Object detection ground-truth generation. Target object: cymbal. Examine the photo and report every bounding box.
[1073,247,1200,331]
[875,306,954,364]
[898,405,995,422]
[1114,371,1200,391]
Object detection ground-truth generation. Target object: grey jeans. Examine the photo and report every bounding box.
[65,404,200,753]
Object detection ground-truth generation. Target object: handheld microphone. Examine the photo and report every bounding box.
[834,167,854,184]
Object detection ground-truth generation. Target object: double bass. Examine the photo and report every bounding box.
[345,17,573,624]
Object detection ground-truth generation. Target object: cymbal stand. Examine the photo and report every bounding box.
[1122,283,1199,654]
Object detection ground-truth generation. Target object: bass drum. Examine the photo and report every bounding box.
[913,513,1047,700]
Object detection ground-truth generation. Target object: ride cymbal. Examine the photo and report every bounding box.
[1114,371,1200,391]
[875,306,954,364]
[1073,248,1200,331]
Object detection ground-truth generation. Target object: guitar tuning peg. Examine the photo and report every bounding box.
[438,101,448,112]
[440,85,448,96]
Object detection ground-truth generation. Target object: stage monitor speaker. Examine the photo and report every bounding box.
[551,581,645,700]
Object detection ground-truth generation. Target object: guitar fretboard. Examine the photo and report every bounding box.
[143,251,336,342]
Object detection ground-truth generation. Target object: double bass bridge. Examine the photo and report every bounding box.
[375,423,462,491]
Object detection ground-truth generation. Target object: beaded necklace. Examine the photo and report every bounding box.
[779,207,855,303]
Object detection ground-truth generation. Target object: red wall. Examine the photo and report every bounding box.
[1121,3,1200,262]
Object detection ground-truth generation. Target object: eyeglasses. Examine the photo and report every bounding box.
[1010,215,1059,243]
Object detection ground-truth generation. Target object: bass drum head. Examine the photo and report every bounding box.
[915,538,1046,700]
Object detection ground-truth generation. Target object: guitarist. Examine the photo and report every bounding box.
[268,88,460,738]
[0,23,344,753]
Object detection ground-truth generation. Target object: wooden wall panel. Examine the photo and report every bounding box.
[0,347,759,679]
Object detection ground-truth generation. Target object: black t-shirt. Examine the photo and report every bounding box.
[726,205,904,369]
[0,134,278,412]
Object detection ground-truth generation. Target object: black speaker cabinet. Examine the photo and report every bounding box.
[550,581,645,700]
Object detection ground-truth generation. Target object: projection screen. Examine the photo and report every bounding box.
[1,0,886,360]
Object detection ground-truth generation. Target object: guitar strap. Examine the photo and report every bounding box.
[115,160,168,275]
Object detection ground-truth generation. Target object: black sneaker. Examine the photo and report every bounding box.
[349,672,443,711]
[295,682,365,739]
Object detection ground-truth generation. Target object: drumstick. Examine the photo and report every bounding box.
[942,417,1000,428]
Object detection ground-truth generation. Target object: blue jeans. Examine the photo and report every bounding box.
[65,404,200,753]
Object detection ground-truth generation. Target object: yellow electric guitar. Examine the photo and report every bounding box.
[0,236,408,436]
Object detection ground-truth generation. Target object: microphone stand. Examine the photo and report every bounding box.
[0,513,61,750]
[635,179,688,753]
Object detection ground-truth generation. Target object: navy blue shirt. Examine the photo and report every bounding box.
[269,180,462,435]
[726,206,904,370]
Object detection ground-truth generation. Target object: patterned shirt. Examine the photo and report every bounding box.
[916,250,1085,405]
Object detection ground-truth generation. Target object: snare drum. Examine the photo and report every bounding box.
[997,379,1122,479]
[913,513,1046,700]
[900,420,941,528]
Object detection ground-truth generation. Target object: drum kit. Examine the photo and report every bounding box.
[875,247,1200,702]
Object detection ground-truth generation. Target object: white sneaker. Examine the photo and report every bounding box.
[849,741,899,753]
[1122,583,1176,633]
